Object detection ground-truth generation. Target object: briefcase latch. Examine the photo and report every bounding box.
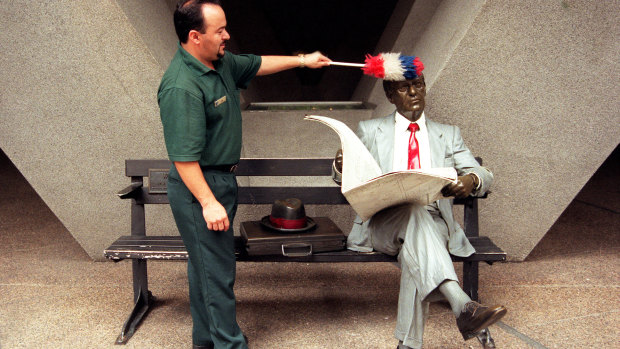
[281,242,313,257]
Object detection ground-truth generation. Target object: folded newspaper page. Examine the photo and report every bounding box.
[305,115,458,221]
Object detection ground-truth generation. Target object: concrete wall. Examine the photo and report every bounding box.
[355,0,620,260]
[115,0,178,69]
[0,0,173,259]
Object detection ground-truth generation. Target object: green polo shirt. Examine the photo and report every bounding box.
[158,44,261,166]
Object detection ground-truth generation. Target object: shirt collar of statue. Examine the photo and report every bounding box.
[395,111,426,132]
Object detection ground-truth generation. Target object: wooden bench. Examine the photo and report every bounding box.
[104,158,506,344]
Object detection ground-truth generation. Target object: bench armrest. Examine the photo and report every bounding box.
[117,183,143,199]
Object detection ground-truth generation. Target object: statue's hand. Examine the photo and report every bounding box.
[334,149,343,173]
[441,174,476,198]
[332,149,343,186]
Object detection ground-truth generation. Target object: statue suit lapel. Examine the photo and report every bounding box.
[374,113,396,173]
[426,118,458,233]
[426,119,446,168]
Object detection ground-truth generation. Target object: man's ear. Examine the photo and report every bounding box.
[188,30,201,45]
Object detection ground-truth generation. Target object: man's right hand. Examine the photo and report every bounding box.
[303,51,332,69]
[201,198,230,231]
[174,161,230,232]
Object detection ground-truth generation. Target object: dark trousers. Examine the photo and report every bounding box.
[167,166,247,349]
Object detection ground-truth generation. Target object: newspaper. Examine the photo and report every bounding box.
[305,115,458,221]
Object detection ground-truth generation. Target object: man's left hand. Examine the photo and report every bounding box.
[303,51,331,68]
[442,174,476,198]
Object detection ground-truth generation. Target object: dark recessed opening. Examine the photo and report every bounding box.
[223,0,399,102]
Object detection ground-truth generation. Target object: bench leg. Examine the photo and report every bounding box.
[115,259,154,344]
[476,327,496,348]
[463,261,497,348]
[462,260,479,301]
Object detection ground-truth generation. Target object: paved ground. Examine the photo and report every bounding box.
[0,148,618,349]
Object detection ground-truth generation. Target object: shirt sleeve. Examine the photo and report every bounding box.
[227,53,262,89]
[158,87,206,162]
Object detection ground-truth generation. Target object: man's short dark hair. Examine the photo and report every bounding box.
[174,0,222,43]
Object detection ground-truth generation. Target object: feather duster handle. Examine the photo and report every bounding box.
[329,62,365,67]
[330,53,424,81]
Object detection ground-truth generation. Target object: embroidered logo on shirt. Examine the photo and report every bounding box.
[214,96,227,107]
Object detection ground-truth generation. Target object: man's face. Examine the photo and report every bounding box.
[198,4,230,62]
[387,75,426,122]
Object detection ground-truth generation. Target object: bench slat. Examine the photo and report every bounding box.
[128,186,479,206]
[125,159,171,176]
[236,158,334,176]
[123,158,482,206]
[125,158,481,177]
[238,187,347,205]
[132,186,348,205]
[104,235,506,263]
[125,158,334,177]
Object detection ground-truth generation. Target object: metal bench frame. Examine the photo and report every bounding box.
[104,158,506,345]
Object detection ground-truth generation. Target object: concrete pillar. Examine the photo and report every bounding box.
[0,0,175,260]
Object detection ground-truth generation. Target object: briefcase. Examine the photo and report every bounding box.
[240,217,346,256]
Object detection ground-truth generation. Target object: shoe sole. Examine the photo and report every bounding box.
[461,307,507,340]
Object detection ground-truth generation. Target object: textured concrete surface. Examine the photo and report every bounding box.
[0,139,618,348]
[0,0,172,260]
[115,0,178,69]
[424,0,620,260]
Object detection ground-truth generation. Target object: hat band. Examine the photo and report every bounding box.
[269,216,307,229]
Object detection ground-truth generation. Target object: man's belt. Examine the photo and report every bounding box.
[201,164,238,173]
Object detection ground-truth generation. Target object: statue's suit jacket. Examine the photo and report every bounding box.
[346,111,494,258]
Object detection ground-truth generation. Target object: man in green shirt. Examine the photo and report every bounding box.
[158,1,330,348]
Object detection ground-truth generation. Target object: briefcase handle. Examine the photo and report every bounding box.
[281,242,313,257]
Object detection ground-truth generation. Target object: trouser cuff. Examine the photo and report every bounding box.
[394,330,423,349]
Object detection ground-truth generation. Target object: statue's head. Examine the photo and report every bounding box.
[383,74,426,122]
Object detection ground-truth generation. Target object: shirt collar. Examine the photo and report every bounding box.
[177,42,219,76]
[395,111,426,132]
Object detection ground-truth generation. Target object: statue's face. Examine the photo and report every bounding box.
[386,75,426,122]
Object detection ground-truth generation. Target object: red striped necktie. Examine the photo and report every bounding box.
[408,123,420,169]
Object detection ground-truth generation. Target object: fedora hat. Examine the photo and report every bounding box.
[260,198,316,233]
